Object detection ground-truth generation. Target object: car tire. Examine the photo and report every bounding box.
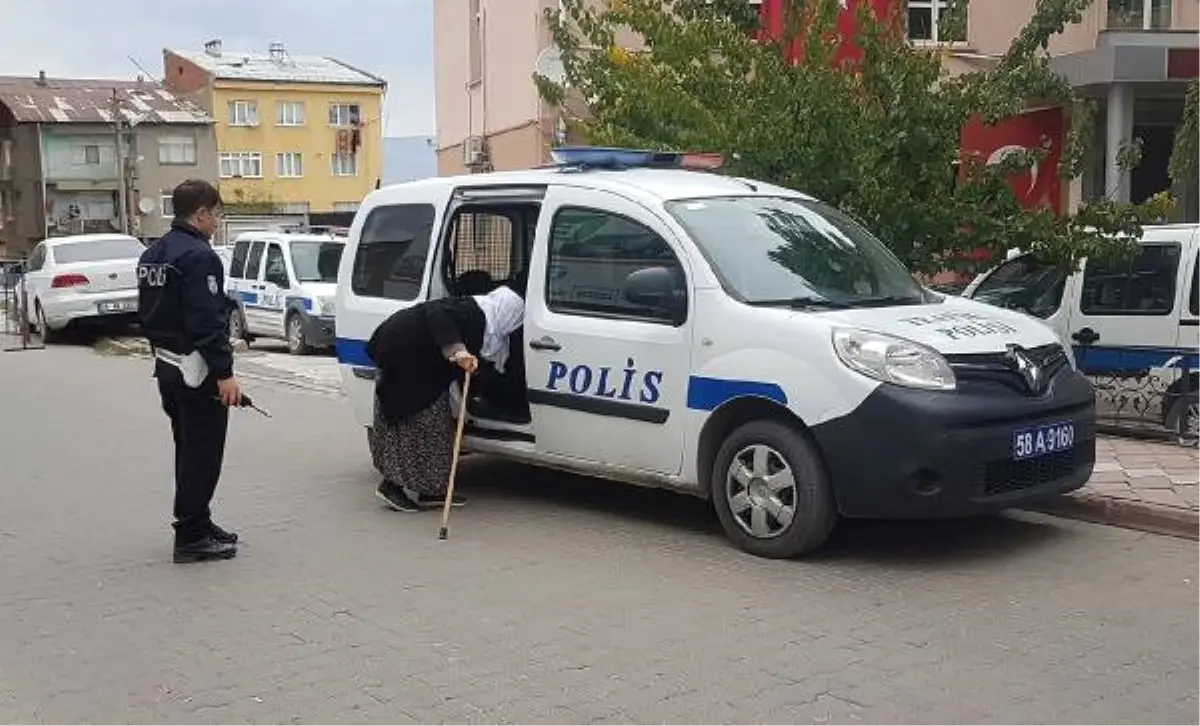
[36,302,62,344]
[1166,392,1198,447]
[710,419,837,559]
[229,307,248,342]
[286,312,311,356]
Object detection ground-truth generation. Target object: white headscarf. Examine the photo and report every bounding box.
[472,286,525,373]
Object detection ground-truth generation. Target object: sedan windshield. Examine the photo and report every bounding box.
[53,237,144,264]
[289,241,344,283]
[664,196,926,308]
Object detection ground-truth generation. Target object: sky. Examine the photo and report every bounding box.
[0,0,435,138]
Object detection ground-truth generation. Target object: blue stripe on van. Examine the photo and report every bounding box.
[1074,345,1199,374]
[685,376,788,411]
[336,337,373,367]
[234,290,259,304]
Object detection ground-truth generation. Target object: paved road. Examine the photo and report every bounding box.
[2,345,1197,724]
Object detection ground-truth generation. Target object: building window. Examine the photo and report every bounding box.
[218,151,264,178]
[71,144,102,165]
[158,136,197,165]
[276,101,306,126]
[276,152,304,178]
[1107,0,1173,30]
[328,103,361,127]
[332,201,360,212]
[160,192,174,218]
[331,152,358,176]
[469,0,483,84]
[228,100,259,126]
[907,0,966,43]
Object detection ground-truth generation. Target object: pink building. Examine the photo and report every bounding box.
[433,0,1198,219]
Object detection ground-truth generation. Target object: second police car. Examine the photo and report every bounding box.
[224,229,346,354]
[334,147,1098,558]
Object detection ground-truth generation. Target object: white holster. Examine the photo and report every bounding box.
[154,348,210,389]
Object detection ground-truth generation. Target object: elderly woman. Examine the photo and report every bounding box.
[365,285,525,512]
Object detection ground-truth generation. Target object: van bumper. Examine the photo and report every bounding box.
[300,312,336,348]
[809,370,1097,519]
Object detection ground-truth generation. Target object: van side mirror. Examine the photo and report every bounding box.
[623,266,686,324]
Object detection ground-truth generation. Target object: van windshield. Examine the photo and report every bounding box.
[289,241,344,283]
[664,196,927,308]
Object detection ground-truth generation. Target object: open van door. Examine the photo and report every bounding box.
[335,189,449,428]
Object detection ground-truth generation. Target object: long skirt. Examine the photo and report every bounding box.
[369,391,454,496]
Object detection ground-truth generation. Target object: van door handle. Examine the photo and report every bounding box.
[529,336,561,352]
[1072,327,1099,345]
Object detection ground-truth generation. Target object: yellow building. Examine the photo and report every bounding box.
[164,40,386,219]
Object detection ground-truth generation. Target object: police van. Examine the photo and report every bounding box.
[224,229,346,354]
[334,147,1098,558]
[964,223,1198,442]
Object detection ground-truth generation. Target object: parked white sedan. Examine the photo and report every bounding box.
[18,233,144,341]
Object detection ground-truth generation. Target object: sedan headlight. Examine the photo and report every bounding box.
[832,327,956,391]
[319,297,336,316]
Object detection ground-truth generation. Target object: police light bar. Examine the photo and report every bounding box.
[549,146,725,171]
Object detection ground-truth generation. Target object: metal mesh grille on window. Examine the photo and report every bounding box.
[452,212,514,281]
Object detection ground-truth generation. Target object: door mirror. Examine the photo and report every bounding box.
[623,266,686,324]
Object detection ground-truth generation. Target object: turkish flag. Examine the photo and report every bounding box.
[960,106,1066,215]
[758,0,899,67]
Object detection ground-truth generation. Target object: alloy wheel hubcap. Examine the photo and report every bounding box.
[725,444,798,539]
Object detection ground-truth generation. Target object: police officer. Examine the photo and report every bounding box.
[138,179,241,564]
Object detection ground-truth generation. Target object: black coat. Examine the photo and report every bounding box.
[137,221,234,382]
[365,296,486,424]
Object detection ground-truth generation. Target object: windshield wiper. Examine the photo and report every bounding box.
[745,296,852,310]
[846,294,926,308]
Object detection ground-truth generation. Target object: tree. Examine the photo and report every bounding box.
[536,0,1182,276]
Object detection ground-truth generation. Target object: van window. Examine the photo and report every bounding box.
[970,254,1067,319]
[264,243,289,288]
[245,241,266,281]
[1080,243,1180,316]
[351,203,436,301]
[445,209,523,295]
[290,241,343,283]
[1190,257,1198,316]
[547,206,686,324]
[229,240,250,279]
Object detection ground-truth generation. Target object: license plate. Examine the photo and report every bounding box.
[98,300,137,314]
[1012,421,1075,461]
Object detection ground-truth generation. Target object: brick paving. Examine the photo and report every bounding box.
[0,343,1197,723]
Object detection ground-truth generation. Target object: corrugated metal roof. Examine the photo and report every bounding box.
[0,76,211,125]
[169,48,386,87]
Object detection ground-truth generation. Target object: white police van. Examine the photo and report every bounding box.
[964,223,1198,441]
[225,229,346,354]
[334,147,1097,558]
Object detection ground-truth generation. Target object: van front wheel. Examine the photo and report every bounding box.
[711,420,837,559]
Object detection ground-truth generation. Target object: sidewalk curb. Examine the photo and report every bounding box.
[1028,494,1199,541]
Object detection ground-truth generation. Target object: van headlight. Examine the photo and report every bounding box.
[832,328,956,391]
[319,297,336,316]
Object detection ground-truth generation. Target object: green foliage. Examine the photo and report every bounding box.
[537,0,1178,275]
[1168,78,1198,199]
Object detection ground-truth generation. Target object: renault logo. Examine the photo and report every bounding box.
[1006,343,1046,395]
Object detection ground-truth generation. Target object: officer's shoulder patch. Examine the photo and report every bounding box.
[207,275,218,295]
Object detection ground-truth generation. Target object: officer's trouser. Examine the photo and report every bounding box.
[157,373,229,541]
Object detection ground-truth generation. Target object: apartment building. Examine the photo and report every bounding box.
[433,0,1198,219]
[163,40,387,237]
[0,73,216,257]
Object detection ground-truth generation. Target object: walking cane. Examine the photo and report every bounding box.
[438,369,473,541]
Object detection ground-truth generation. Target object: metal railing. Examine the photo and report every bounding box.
[1,257,44,352]
[1081,347,1198,446]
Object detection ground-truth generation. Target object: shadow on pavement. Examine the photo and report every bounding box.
[457,455,1071,568]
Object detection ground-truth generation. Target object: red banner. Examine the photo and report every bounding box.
[960,107,1066,215]
[758,0,898,67]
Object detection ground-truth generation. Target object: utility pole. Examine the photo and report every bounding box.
[111,89,129,235]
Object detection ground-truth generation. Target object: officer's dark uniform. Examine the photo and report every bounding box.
[137,220,237,556]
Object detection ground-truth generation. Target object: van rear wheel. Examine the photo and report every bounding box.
[711,420,837,558]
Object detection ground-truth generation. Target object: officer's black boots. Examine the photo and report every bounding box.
[173,521,237,563]
[209,522,238,544]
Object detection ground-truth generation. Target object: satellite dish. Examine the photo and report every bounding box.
[138,197,155,215]
[534,44,567,87]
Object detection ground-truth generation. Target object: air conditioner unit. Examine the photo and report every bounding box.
[463,135,489,168]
